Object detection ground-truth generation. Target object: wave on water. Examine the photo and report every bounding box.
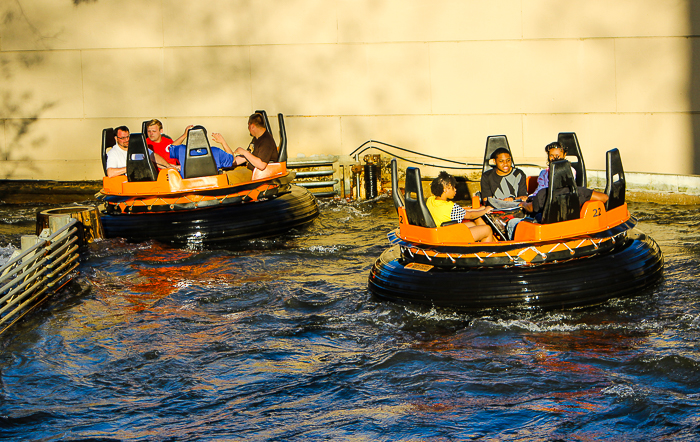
[0,244,18,267]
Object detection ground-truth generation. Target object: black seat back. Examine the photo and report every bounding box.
[541,159,580,224]
[604,148,626,210]
[101,127,115,176]
[482,135,512,173]
[557,132,587,187]
[277,113,287,163]
[404,167,436,228]
[183,126,218,179]
[126,133,158,182]
[141,120,151,136]
[390,158,405,212]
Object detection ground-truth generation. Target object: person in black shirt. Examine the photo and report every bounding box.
[480,148,528,205]
[212,113,279,183]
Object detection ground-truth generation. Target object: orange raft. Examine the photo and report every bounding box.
[96,114,318,248]
[368,152,664,310]
[97,165,319,248]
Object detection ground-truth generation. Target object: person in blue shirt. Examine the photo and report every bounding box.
[168,143,235,178]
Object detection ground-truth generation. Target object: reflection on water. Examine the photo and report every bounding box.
[0,198,699,440]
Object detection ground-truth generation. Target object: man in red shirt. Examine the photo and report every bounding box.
[145,119,192,169]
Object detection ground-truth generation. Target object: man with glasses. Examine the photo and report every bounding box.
[106,126,176,178]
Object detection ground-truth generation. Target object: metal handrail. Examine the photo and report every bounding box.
[0,219,81,331]
[0,220,77,286]
[349,139,542,171]
[350,140,481,168]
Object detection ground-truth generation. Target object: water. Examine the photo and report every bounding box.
[0,197,699,440]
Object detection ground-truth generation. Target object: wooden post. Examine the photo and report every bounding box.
[36,206,104,243]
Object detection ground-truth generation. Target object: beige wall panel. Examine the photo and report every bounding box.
[524,113,693,174]
[339,114,523,160]
[285,116,342,158]
[164,0,337,47]
[164,117,247,140]
[586,113,693,175]
[616,38,690,113]
[520,39,617,113]
[164,47,252,117]
[5,118,141,164]
[523,0,690,39]
[0,114,107,180]
[337,0,521,43]
[432,39,617,115]
[83,49,164,118]
[252,45,370,115]
[1,0,163,51]
[364,44,432,115]
[164,0,251,47]
[339,116,433,157]
[431,41,524,114]
[523,113,603,169]
[0,51,83,119]
[251,0,338,45]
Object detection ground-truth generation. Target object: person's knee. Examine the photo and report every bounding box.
[471,225,492,242]
[591,190,609,203]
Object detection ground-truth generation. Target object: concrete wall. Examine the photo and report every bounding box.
[1,0,699,180]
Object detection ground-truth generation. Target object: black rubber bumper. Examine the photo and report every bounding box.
[368,229,664,310]
[101,185,319,248]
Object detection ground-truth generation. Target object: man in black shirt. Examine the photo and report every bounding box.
[212,113,279,183]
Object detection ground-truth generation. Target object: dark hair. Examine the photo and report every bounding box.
[490,147,511,160]
[544,141,567,155]
[248,113,265,129]
[430,171,456,196]
[115,125,130,134]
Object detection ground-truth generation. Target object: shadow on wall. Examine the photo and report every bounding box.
[692,2,700,175]
[0,7,56,179]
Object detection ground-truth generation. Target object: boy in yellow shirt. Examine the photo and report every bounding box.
[426,171,495,242]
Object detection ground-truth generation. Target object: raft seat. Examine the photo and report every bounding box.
[526,175,538,194]
[541,159,580,224]
[101,127,116,176]
[481,135,512,174]
[605,148,625,211]
[183,126,219,179]
[251,163,287,181]
[390,159,405,212]
[558,132,587,188]
[126,133,159,182]
[404,167,436,228]
[399,167,476,244]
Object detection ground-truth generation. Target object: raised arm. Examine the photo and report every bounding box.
[211,132,235,155]
[172,125,194,146]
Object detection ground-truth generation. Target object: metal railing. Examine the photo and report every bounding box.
[0,219,80,335]
[349,139,541,170]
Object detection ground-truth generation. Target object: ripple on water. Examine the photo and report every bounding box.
[0,198,699,440]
